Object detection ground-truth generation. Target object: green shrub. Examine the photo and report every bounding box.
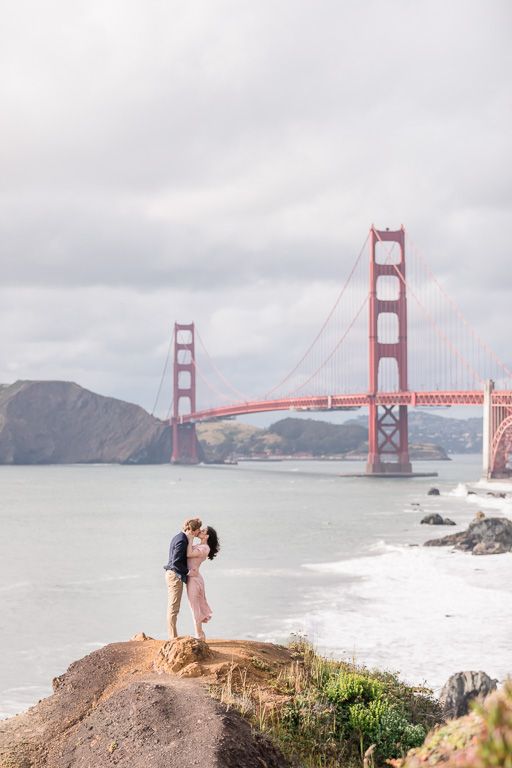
[325,670,385,707]
[321,669,427,762]
[212,637,439,768]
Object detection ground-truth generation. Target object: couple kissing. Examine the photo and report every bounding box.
[164,518,220,641]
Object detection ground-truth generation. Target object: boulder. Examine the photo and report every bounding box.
[424,516,512,555]
[427,487,440,496]
[421,513,445,525]
[421,513,456,526]
[440,671,497,719]
[154,636,212,675]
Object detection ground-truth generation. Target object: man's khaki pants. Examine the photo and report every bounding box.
[165,570,183,639]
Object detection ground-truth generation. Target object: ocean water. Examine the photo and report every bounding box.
[0,455,511,719]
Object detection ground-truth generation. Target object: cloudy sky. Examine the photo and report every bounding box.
[1,0,511,420]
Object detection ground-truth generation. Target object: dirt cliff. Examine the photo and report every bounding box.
[0,636,292,768]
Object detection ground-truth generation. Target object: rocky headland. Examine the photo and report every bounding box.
[0,381,172,464]
[1,636,509,768]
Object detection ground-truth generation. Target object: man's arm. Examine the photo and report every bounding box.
[175,536,188,562]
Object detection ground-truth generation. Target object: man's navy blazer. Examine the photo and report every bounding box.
[164,531,188,582]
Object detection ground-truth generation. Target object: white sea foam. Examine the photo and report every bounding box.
[296,546,512,691]
[465,493,512,514]
[474,479,512,494]
[449,482,469,497]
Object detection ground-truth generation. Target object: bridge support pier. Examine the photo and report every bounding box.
[367,226,413,475]
[170,322,199,464]
[482,379,493,480]
[483,379,512,480]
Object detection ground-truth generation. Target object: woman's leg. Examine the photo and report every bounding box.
[194,618,205,640]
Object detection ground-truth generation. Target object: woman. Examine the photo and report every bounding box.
[186,526,220,640]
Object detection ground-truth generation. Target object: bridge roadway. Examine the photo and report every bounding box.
[172,389,512,424]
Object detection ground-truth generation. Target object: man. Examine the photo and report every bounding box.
[164,517,202,639]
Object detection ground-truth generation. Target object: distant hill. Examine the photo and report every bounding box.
[0,381,465,464]
[0,381,171,464]
[198,418,366,462]
[268,417,367,455]
[347,411,483,454]
[197,416,449,462]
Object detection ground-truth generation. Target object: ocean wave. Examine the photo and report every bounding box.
[449,482,469,497]
[293,546,512,690]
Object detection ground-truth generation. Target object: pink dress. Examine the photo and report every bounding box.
[186,544,212,624]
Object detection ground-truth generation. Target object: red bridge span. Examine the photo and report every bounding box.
[164,227,512,479]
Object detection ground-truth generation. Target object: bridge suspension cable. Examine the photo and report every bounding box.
[288,294,369,395]
[279,237,401,396]
[195,327,250,403]
[151,334,174,417]
[192,357,243,405]
[407,234,512,382]
[263,232,370,398]
[372,228,483,388]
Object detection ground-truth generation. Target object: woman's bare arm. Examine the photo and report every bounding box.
[186,538,202,557]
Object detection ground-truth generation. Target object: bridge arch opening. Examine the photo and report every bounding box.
[178,370,191,389]
[378,313,399,344]
[177,349,192,364]
[376,275,400,300]
[378,356,399,392]
[177,396,192,417]
[177,328,193,344]
[375,241,402,265]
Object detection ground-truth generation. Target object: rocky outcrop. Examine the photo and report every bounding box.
[155,636,213,677]
[440,671,498,719]
[421,513,456,525]
[0,638,291,768]
[391,680,512,768]
[0,380,172,464]
[424,516,512,554]
[427,487,440,496]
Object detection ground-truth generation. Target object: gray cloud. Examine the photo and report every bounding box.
[0,0,511,413]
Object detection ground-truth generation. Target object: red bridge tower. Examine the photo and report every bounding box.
[367,226,412,475]
[171,322,199,464]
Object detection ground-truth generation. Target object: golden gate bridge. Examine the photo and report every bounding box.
[157,226,512,479]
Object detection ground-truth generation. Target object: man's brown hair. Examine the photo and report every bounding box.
[183,517,202,532]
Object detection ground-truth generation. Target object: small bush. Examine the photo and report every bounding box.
[325,670,385,706]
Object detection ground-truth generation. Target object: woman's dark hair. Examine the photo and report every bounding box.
[206,526,220,560]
